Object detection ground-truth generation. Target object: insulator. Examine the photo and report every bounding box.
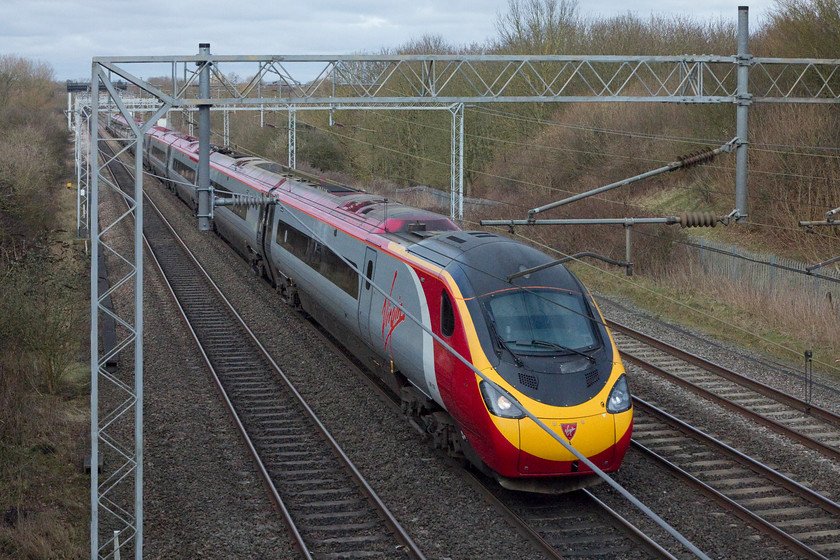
[676,148,716,169]
[679,211,718,228]
[231,194,259,208]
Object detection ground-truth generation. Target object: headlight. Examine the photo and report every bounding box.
[606,374,632,414]
[479,380,525,419]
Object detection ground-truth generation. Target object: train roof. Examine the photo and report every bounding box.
[408,231,579,292]
[408,231,506,267]
[204,150,460,237]
[145,123,461,240]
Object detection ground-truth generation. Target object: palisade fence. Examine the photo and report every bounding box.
[685,237,840,307]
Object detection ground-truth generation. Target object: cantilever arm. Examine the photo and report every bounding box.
[527,139,737,220]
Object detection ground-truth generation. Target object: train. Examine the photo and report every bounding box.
[107,115,633,493]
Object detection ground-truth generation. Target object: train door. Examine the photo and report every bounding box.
[258,202,278,287]
[164,145,172,181]
[357,246,377,341]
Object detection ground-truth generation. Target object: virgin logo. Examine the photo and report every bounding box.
[382,271,406,352]
[561,423,577,441]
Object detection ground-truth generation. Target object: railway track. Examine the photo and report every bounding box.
[99,136,425,560]
[482,482,678,560]
[631,397,840,559]
[608,320,840,463]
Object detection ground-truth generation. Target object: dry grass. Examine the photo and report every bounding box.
[0,509,79,560]
[663,262,840,357]
[0,395,89,560]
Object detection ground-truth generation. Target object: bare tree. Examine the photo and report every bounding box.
[495,0,582,54]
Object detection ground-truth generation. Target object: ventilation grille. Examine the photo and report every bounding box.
[585,369,600,387]
[519,372,539,390]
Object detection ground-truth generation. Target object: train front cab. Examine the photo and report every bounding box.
[439,239,633,492]
[427,282,633,492]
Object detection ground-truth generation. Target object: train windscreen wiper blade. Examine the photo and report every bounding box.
[482,307,523,367]
[496,334,523,367]
[521,339,595,362]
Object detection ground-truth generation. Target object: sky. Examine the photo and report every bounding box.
[0,0,777,82]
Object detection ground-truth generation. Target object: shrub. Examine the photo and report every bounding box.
[0,356,31,446]
[0,54,89,560]
[0,252,81,397]
[298,128,346,172]
[760,0,840,57]
[0,56,56,128]
[0,56,64,238]
[0,126,62,233]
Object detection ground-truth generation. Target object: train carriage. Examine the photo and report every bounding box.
[135,118,633,493]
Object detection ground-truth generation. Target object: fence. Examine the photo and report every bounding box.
[685,238,840,306]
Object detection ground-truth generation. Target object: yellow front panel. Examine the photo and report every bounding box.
[519,412,615,462]
[488,415,520,445]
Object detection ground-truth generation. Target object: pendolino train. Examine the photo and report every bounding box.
[108,115,633,493]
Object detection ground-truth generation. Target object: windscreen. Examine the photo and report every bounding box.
[483,288,598,354]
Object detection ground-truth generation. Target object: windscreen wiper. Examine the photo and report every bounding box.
[496,335,523,367]
[483,307,523,367]
[519,339,596,363]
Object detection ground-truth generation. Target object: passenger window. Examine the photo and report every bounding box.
[441,290,455,337]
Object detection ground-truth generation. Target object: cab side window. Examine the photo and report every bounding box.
[441,290,455,337]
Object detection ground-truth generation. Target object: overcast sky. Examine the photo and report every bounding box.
[1,0,776,81]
